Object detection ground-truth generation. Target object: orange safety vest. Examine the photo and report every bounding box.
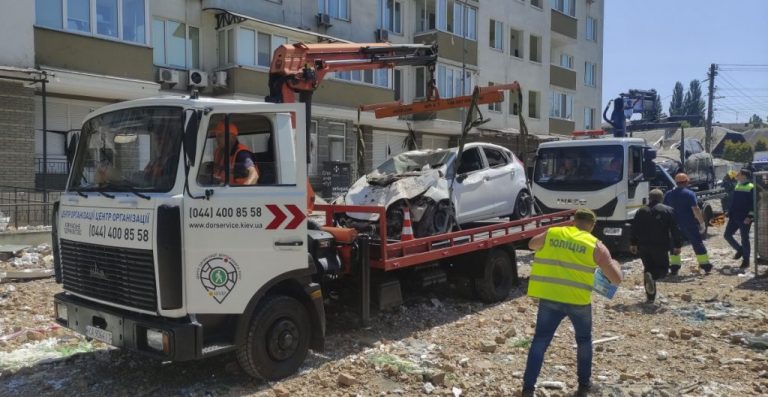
[214,142,257,185]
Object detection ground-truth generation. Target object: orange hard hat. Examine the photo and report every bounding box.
[674,173,689,183]
[212,121,238,138]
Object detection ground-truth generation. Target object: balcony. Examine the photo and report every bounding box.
[550,65,576,90]
[550,10,577,40]
[549,118,575,134]
[34,27,153,81]
[414,31,477,66]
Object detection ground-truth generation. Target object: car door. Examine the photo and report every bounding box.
[452,147,494,222]
[480,146,519,216]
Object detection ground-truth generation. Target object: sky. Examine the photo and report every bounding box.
[602,0,768,124]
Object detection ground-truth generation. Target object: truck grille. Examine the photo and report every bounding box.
[60,239,157,312]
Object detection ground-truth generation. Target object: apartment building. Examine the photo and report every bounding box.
[8,0,602,194]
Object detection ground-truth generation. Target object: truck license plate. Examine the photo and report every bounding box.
[85,325,113,345]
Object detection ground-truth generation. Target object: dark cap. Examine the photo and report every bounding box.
[574,208,596,223]
[740,168,752,178]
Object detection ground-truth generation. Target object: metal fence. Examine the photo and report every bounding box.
[0,186,62,229]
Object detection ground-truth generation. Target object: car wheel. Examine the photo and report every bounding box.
[511,190,532,220]
[386,205,404,239]
[433,200,459,233]
[237,295,311,381]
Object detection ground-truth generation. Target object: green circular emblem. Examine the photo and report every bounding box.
[210,267,228,287]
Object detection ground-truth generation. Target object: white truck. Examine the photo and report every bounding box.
[531,134,659,252]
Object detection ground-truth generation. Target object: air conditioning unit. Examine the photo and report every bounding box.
[316,13,332,28]
[375,28,389,43]
[188,69,208,87]
[157,68,180,85]
[211,71,228,87]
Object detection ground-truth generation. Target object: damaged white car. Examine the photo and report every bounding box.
[336,142,532,239]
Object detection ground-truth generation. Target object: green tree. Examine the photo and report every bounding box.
[642,93,663,121]
[683,79,706,126]
[722,140,754,163]
[749,114,764,128]
[755,138,768,152]
[679,120,691,129]
[669,81,685,116]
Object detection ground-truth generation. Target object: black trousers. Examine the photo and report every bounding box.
[638,245,670,280]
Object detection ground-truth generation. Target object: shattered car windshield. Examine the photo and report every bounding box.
[68,106,183,193]
[372,149,454,175]
[534,145,623,191]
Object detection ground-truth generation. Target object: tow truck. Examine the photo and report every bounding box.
[532,89,724,252]
[51,41,572,380]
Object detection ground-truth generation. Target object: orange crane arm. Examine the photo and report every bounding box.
[266,42,438,104]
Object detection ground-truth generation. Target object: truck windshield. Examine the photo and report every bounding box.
[68,107,183,193]
[534,145,624,191]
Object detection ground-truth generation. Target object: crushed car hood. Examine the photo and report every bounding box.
[344,170,442,221]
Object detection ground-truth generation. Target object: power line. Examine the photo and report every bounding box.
[718,72,768,109]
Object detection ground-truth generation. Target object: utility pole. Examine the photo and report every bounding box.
[705,63,717,152]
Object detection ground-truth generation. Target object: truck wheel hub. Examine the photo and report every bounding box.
[268,319,299,360]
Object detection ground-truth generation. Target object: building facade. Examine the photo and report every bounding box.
[6,0,603,196]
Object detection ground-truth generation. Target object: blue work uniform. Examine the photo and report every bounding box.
[724,181,754,264]
[663,186,711,271]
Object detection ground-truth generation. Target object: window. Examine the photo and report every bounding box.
[529,91,540,119]
[394,69,402,101]
[415,67,426,98]
[550,0,575,17]
[153,19,199,69]
[584,107,595,129]
[487,82,501,112]
[586,17,598,41]
[35,0,147,44]
[457,148,484,174]
[379,0,402,34]
[489,19,503,51]
[531,0,542,8]
[318,0,350,20]
[484,147,509,168]
[559,53,573,69]
[529,35,542,63]
[419,0,476,39]
[329,129,346,162]
[67,0,90,32]
[197,114,282,186]
[334,69,391,88]
[585,62,596,86]
[436,64,472,99]
[550,90,573,120]
[309,121,318,176]
[510,28,523,58]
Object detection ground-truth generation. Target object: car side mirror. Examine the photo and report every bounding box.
[184,110,201,166]
[456,173,467,183]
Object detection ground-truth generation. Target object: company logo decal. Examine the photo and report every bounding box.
[197,254,241,303]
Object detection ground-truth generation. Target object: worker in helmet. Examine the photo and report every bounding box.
[211,121,259,185]
[663,173,712,274]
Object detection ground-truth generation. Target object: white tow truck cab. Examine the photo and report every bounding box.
[52,96,330,380]
[531,133,657,252]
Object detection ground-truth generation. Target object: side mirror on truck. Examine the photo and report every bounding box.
[183,110,201,166]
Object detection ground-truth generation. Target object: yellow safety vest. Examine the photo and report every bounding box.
[528,226,598,305]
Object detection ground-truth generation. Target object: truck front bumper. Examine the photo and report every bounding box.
[54,292,200,361]
[594,220,633,253]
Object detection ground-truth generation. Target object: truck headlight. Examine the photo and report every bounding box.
[603,227,623,236]
[55,303,68,323]
[146,328,170,353]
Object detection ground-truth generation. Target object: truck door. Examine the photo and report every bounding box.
[184,106,307,314]
[627,145,648,211]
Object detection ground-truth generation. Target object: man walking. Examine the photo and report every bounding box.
[724,169,755,269]
[630,189,682,302]
[522,209,623,397]
[663,173,712,274]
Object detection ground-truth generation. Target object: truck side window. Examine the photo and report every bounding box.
[629,146,643,181]
[196,114,278,186]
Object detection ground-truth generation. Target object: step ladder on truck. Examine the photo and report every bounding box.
[50,41,573,381]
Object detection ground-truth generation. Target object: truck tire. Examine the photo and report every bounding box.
[475,249,514,303]
[237,295,311,380]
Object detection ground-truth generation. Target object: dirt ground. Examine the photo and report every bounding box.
[1,226,767,397]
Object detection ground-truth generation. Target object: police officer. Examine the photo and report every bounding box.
[724,169,754,269]
[664,173,712,274]
[522,209,623,397]
[630,189,683,302]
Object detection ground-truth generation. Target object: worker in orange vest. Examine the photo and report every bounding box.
[212,121,259,185]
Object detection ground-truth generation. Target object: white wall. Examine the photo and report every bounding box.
[0,0,35,67]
